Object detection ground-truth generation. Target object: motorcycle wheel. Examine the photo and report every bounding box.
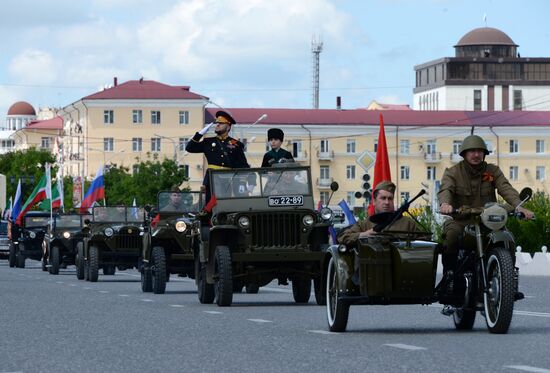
[453,308,476,330]
[484,247,515,334]
[326,256,349,332]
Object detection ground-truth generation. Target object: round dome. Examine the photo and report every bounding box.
[7,101,36,116]
[455,27,517,47]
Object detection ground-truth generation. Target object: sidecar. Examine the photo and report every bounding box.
[325,231,440,332]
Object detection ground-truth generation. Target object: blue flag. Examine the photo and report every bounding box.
[338,199,356,225]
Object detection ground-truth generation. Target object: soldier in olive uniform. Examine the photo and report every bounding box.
[438,134,534,278]
[337,181,421,246]
[185,111,251,204]
[262,128,294,167]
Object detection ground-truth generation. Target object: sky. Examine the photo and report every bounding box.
[1,0,549,125]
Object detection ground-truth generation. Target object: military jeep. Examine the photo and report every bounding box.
[80,206,147,282]
[198,165,336,306]
[141,191,202,294]
[44,213,90,275]
[12,211,52,269]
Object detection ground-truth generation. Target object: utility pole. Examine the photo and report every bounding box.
[311,35,323,109]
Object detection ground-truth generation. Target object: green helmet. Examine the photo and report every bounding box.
[459,135,489,156]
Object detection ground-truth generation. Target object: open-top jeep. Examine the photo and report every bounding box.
[12,211,53,269]
[141,191,202,294]
[198,165,336,306]
[80,206,147,282]
[44,213,90,275]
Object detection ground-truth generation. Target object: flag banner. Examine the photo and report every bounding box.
[16,174,49,224]
[80,167,105,213]
[338,199,357,225]
[368,113,392,216]
[39,179,62,210]
[11,180,22,223]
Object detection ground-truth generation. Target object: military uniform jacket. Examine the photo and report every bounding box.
[186,132,250,169]
[438,160,521,215]
[337,216,420,247]
[261,148,294,167]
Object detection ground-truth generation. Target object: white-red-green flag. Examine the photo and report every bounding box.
[16,165,51,225]
[39,178,63,210]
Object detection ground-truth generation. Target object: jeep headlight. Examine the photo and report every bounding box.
[29,231,36,239]
[175,221,187,232]
[63,231,71,239]
[320,207,333,221]
[238,216,250,228]
[104,227,114,237]
[302,215,314,226]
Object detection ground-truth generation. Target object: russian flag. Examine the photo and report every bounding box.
[80,167,105,213]
[11,179,22,224]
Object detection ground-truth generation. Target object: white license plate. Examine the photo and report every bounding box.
[268,195,304,207]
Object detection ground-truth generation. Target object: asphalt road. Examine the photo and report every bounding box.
[1,260,549,373]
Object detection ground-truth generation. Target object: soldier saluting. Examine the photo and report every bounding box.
[186,110,250,203]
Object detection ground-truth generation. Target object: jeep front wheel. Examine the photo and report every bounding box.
[16,244,25,268]
[214,245,233,307]
[88,246,99,282]
[292,277,311,304]
[9,243,16,268]
[75,243,85,280]
[49,246,60,275]
[152,246,167,294]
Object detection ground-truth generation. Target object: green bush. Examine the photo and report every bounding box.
[506,191,550,254]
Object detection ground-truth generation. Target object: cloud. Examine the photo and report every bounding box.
[9,49,57,85]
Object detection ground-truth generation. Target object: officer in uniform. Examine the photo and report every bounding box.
[262,128,294,167]
[185,110,250,204]
[438,134,534,282]
[337,181,422,246]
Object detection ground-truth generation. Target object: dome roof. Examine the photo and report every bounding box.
[455,27,517,47]
[7,101,36,116]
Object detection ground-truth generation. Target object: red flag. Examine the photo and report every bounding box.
[368,113,392,216]
[151,213,161,228]
[204,194,217,213]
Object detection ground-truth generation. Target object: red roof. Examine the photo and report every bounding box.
[8,101,36,116]
[205,108,550,127]
[83,79,208,100]
[25,116,63,130]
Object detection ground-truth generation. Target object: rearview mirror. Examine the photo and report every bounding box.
[519,187,533,202]
[330,182,339,192]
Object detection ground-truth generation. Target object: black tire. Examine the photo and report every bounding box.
[314,276,327,305]
[8,243,16,268]
[88,246,99,282]
[197,265,215,304]
[141,265,153,292]
[16,244,25,268]
[76,244,85,280]
[49,246,60,275]
[326,256,349,332]
[245,283,259,294]
[292,277,311,304]
[453,308,476,330]
[103,265,116,275]
[214,245,233,307]
[484,247,515,334]
[152,246,167,294]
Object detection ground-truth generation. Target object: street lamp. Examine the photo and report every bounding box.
[154,133,177,162]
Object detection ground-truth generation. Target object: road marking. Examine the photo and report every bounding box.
[98,290,110,294]
[514,310,550,318]
[384,344,427,351]
[68,284,77,287]
[141,298,154,302]
[83,287,92,290]
[118,294,130,297]
[170,304,185,308]
[308,330,340,335]
[504,365,550,372]
[204,311,222,315]
[247,319,273,323]
[55,281,64,284]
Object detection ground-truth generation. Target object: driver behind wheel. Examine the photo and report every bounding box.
[337,181,422,246]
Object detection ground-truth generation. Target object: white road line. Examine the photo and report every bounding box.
[247,319,273,323]
[83,287,92,290]
[504,365,550,372]
[141,299,154,302]
[98,290,110,294]
[383,344,427,351]
[204,311,222,315]
[55,281,64,284]
[170,305,185,308]
[118,294,130,297]
[68,284,77,287]
[308,330,340,335]
[514,310,550,318]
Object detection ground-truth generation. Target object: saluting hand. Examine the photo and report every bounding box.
[199,122,215,136]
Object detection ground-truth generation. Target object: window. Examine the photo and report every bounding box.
[132,110,143,124]
[320,166,330,180]
[400,192,410,202]
[151,137,161,152]
[536,139,545,154]
[132,165,139,174]
[509,139,519,153]
[453,140,462,155]
[346,139,356,153]
[179,137,189,151]
[346,192,355,207]
[104,110,114,124]
[151,110,161,125]
[400,165,410,180]
[179,110,189,125]
[426,140,436,154]
[104,137,114,152]
[179,164,189,178]
[319,192,329,205]
[132,138,142,152]
[292,140,302,158]
[41,137,51,149]
[346,165,356,180]
[400,140,410,154]
[509,166,518,181]
[474,90,482,111]
[513,90,523,111]
[320,139,329,153]
[427,166,436,180]
[536,166,545,181]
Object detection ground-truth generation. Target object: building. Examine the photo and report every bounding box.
[414,27,550,111]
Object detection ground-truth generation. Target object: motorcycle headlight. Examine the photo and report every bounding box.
[480,204,508,231]
[63,231,71,239]
[104,227,114,237]
[238,216,250,228]
[175,221,187,232]
[302,215,314,226]
[320,207,333,221]
[29,231,36,239]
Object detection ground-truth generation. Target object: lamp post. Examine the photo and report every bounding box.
[154,133,177,162]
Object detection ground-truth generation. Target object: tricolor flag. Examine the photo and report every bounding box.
[80,167,105,213]
[368,113,392,216]
[39,177,63,211]
[11,179,22,223]
[16,169,51,225]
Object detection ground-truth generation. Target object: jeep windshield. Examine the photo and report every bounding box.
[25,216,51,228]
[158,191,201,213]
[211,168,311,199]
[55,214,86,228]
[92,206,144,223]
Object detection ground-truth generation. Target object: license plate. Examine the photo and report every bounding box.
[268,195,304,207]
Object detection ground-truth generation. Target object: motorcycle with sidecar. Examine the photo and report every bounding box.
[325,188,532,334]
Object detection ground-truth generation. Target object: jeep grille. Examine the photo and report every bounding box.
[114,233,141,249]
[249,212,302,247]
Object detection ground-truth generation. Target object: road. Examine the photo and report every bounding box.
[1,260,549,373]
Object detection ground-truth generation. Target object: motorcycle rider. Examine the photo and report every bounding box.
[438,134,534,291]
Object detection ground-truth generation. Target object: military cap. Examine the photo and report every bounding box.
[374,180,396,194]
[215,110,236,125]
[267,128,284,142]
